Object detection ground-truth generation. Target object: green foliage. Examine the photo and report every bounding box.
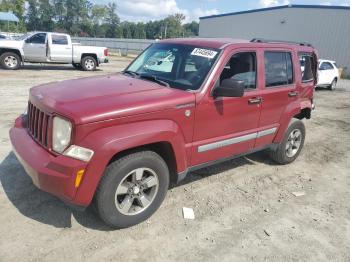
[0,0,200,39]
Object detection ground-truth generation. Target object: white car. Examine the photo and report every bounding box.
[0,34,8,40]
[0,32,108,71]
[317,59,340,90]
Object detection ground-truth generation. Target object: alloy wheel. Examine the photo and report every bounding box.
[285,129,302,157]
[4,56,18,68]
[115,168,159,216]
[84,59,95,70]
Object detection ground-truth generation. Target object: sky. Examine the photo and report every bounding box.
[92,0,350,23]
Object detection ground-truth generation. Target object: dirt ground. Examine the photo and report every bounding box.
[0,57,350,262]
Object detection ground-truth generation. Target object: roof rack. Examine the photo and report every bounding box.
[251,38,313,47]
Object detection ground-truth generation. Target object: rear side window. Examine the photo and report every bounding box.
[264,52,293,87]
[299,54,315,82]
[52,34,68,45]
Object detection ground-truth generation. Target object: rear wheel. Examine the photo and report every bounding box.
[81,56,97,71]
[329,78,337,91]
[270,119,305,164]
[0,52,21,70]
[94,151,169,228]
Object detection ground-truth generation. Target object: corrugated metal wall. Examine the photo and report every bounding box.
[71,37,154,53]
[199,7,350,74]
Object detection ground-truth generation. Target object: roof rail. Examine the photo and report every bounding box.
[251,38,313,47]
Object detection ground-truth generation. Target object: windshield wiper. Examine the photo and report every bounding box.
[139,74,170,87]
[123,70,139,77]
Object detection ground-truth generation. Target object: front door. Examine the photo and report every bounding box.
[191,50,262,166]
[23,33,47,62]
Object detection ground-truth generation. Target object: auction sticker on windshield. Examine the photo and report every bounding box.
[191,48,218,59]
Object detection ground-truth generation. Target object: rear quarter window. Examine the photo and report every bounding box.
[299,54,316,82]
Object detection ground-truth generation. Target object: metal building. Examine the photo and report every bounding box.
[199,5,350,74]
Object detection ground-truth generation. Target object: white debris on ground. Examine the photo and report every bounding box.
[182,207,195,220]
[291,191,306,197]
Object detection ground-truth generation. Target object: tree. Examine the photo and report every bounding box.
[38,0,55,31]
[105,2,121,38]
[163,13,186,38]
[91,5,107,37]
[26,0,40,31]
[184,21,199,37]
[0,0,26,32]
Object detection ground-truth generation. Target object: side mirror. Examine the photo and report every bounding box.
[213,79,245,98]
[25,39,30,44]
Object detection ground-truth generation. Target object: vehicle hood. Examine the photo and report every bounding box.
[0,39,23,48]
[30,74,195,124]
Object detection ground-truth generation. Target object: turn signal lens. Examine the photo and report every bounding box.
[75,170,85,188]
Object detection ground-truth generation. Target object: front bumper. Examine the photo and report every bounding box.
[9,117,88,205]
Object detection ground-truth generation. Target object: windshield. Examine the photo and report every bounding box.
[126,43,220,91]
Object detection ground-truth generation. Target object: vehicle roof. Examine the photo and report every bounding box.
[161,38,315,52]
[319,59,336,63]
[28,31,69,35]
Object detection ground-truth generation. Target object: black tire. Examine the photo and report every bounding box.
[0,52,21,70]
[81,56,97,71]
[329,78,337,91]
[94,151,169,228]
[270,119,306,165]
[72,63,82,70]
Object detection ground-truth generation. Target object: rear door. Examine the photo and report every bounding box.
[255,49,297,148]
[48,34,72,63]
[23,33,47,62]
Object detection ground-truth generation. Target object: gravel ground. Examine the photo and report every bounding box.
[0,58,350,262]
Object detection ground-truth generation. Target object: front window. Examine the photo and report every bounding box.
[126,43,220,91]
[26,33,47,44]
[219,52,257,90]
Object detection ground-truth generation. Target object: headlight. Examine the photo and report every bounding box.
[64,145,94,162]
[52,117,72,153]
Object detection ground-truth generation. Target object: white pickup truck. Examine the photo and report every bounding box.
[0,32,109,71]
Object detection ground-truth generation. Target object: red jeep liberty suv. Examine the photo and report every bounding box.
[10,38,318,228]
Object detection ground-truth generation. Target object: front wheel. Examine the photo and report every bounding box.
[94,151,169,228]
[0,52,21,70]
[329,78,337,91]
[270,119,305,165]
[81,56,97,71]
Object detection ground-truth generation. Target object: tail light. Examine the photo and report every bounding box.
[104,49,109,56]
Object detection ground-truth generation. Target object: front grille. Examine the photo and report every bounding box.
[27,102,51,148]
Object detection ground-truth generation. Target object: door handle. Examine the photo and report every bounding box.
[288,91,299,97]
[248,97,262,105]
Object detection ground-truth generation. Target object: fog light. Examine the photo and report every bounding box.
[75,169,85,188]
[64,145,94,162]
